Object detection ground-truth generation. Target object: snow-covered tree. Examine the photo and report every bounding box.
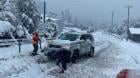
[0,0,42,39]
[59,10,73,27]
[48,12,58,18]
[0,0,41,34]
[37,17,59,38]
[15,25,25,38]
[16,0,41,33]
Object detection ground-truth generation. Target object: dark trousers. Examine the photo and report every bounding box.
[56,49,71,71]
[57,60,67,70]
[33,44,38,54]
[61,60,67,70]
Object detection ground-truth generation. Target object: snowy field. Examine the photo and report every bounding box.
[0,31,140,78]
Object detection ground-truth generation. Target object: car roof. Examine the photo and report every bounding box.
[65,32,93,35]
[81,33,93,35]
[62,31,81,34]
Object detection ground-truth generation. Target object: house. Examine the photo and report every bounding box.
[128,28,140,42]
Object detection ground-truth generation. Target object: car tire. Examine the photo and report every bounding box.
[47,52,51,59]
[71,50,79,63]
[88,47,95,57]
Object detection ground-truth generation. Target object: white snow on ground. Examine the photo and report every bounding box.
[0,31,140,78]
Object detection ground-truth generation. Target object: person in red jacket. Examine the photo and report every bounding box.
[32,32,39,56]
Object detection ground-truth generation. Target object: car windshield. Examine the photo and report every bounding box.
[58,33,79,41]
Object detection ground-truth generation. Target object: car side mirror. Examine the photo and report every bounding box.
[87,39,91,41]
[80,38,86,41]
[77,40,84,43]
[78,39,84,42]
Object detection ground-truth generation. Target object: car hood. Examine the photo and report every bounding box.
[49,39,71,46]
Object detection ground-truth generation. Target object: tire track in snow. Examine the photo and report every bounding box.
[131,56,139,64]
[94,41,112,58]
[24,39,112,78]
[57,38,123,78]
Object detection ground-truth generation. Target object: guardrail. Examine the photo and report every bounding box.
[0,38,31,47]
[111,34,123,40]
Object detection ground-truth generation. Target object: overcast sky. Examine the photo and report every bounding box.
[36,0,140,24]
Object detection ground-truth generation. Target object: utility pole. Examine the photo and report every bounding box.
[111,11,114,26]
[125,5,133,41]
[126,5,133,24]
[44,0,46,23]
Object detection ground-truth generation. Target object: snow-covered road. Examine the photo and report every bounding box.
[0,32,140,78]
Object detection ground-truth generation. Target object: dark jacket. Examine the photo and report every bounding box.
[56,49,71,63]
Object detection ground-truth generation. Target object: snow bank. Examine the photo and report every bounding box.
[0,21,14,32]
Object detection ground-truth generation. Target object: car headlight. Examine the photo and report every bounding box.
[62,45,70,50]
[44,44,48,49]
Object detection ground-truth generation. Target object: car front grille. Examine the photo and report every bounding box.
[49,44,61,48]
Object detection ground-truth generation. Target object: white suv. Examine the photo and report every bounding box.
[43,32,95,63]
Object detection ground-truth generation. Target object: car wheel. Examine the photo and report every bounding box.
[44,52,48,56]
[66,51,71,63]
[88,47,95,57]
[71,50,79,63]
[47,52,51,59]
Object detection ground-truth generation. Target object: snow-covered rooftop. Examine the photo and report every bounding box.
[40,15,59,22]
[129,28,140,34]
[46,17,59,21]
[0,21,14,32]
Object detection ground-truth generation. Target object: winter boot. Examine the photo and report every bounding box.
[31,52,37,56]
[59,70,64,73]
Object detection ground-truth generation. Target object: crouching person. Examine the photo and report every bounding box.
[56,49,71,73]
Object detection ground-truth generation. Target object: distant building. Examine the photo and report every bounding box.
[134,23,140,28]
[128,28,140,42]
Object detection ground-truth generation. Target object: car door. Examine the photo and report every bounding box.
[84,34,92,52]
[79,34,87,55]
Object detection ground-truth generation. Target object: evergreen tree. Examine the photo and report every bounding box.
[16,0,41,33]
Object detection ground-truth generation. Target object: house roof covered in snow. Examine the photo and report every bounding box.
[0,21,14,32]
[46,17,59,21]
[40,14,59,22]
[129,28,140,34]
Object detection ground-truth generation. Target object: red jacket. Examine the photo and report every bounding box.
[32,33,39,45]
